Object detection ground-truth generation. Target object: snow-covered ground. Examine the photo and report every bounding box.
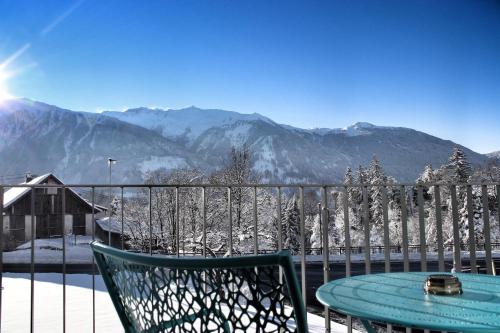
[1,273,360,333]
[3,236,95,264]
[4,236,500,265]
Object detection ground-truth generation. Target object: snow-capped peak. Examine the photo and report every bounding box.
[345,122,377,130]
[487,150,500,159]
[102,106,274,143]
[282,121,382,137]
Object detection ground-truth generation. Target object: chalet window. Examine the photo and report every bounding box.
[46,187,57,195]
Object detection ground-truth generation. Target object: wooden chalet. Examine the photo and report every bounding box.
[2,173,105,249]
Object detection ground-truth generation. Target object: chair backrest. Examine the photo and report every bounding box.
[91,242,308,333]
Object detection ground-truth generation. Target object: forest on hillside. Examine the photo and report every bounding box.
[106,146,500,255]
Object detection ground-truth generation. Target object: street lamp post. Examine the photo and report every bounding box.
[108,158,117,245]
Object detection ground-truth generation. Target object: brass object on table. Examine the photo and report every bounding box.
[424,274,462,295]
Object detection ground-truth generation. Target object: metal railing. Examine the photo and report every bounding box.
[1,181,499,333]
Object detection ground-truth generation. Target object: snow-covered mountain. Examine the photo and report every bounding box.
[102,107,273,145]
[487,151,500,160]
[0,98,489,183]
[0,99,202,183]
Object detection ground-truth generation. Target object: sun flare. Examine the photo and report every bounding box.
[0,69,13,103]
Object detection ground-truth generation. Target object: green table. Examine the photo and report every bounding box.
[316,272,500,333]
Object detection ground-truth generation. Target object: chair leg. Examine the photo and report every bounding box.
[360,319,377,333]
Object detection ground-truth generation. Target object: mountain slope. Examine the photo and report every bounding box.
[487,151,500,159]
[0,99,201,183]
[190,120,487,182]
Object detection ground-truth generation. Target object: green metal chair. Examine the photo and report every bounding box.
[91,242,308,333]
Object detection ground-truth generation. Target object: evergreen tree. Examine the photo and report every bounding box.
[368,156,385,244]
[309,213,322,252]
[344,167,356,200]
[282,195,301,253]
[415,165,439,247]
[336,167,364,246]
[357,165,367,185]
[447,148,472,184]
[440,148,472,244]
[458,188,485,246]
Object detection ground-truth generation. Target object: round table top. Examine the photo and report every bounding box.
[316,272,500,332]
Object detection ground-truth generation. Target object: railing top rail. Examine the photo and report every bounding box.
[0,182,499,188]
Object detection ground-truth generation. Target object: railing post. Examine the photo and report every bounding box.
[382,186,390,273]
[321,186,330,333]
[299,186,306,302]
[0,185,3,333]
[228,187,233,256]
[62,186,66,333]
[120,187,124,250]
[417,185,427,272]
[466,185,477,273]
[175,187,179,257]
[343,186,352,333]
[400,185,410,272]
[253,186,258,256]
[277,187,283,284]
[497,185,500,242]
[149,186,152,255]
[202,187,206,257]
[450,185,461,272]
[482,185,493,275]
[91,187,96,333]
[30,187,35,333]
[277,187,282,251]
[108,185,112,246]
[434,185,445,272]
[363,186,371,274]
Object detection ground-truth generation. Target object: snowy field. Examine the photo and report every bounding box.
[1,273,360,333]
[3,236,94,264]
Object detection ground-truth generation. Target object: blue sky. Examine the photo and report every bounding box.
[0,0,499,153]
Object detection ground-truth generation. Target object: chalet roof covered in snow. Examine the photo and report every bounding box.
[3,174,52,208]
[95,217,122,234]
[2,173,104,212]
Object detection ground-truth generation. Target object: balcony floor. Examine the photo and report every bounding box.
[1,273,360,333]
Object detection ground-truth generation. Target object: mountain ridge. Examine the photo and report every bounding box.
[0,98,490,183]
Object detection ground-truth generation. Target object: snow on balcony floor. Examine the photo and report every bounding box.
[1,273,360,333]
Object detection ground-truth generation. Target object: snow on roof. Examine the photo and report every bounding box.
[96,217,122,234]
[3,173,104,212]
[3,173,52,209]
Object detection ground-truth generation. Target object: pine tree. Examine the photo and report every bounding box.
[344,167,356,200]
[282,195,301,254]
[368,156,385,244]
[440,148,472,245]
[458,188,484,246]
[337,167,364,246]
[357,165,367,186]
[309,213,322,253]
[447,148,472,184]
[416,165,439,247]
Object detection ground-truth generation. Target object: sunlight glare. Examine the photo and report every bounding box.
[0,69,13,103]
